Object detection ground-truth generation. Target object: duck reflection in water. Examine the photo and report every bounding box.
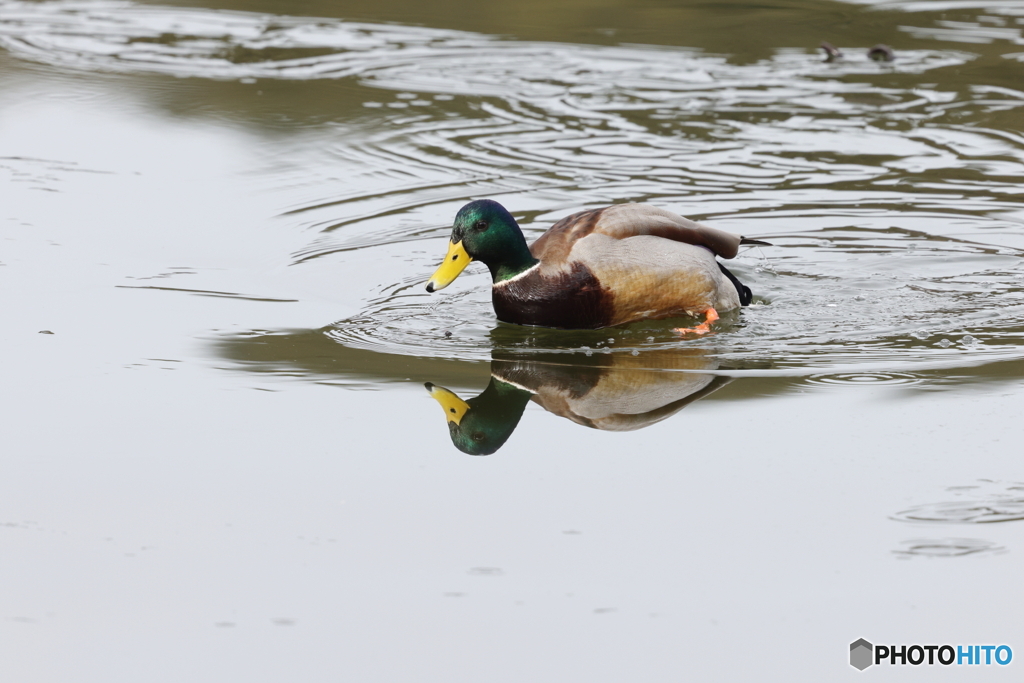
[426,348,730,455]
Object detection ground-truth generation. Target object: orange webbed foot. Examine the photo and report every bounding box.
[674,307,720,337]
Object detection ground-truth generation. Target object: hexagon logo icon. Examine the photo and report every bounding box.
[850,639,874,670]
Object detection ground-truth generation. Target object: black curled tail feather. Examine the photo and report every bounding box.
[717,262,752,306]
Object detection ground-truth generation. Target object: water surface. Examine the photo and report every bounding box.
[2,0,1023,680]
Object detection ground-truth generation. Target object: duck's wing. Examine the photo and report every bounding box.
[530,203,766,262]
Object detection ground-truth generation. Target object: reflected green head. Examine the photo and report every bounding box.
[446,407,519,456]
[425,379,532,456]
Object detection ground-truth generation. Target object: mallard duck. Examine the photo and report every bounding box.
[425,199,768,332]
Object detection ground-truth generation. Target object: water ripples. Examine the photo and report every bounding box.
[893,481,1024,524]
[323,220,1024,374]
[5,0,1024,377]
[893,538,1006,559]
[896,501,1024,524]
[805,371,922,386]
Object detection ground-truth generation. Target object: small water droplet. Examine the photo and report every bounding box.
[936,338,953,348]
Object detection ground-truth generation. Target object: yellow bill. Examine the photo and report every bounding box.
[425,383,471,425]
[425,240,472,292]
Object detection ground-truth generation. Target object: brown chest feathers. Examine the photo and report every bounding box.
[492,263,614,329]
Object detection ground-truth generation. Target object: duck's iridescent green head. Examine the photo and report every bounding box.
[425,199,538,292]
[424,379,532,455]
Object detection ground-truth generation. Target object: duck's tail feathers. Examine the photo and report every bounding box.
[717,262,753,306]
[741,237,772,247]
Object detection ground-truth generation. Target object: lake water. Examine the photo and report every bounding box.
[2,0,1023,679]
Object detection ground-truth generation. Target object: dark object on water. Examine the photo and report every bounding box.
[443,330,452,338]
[867,44,895,62]
[424,199,770,331]
[38,330,54,334]
[820,41,842,62]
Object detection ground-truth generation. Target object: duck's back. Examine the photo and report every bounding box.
[530,203,745,264]
[493,204,743,328]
